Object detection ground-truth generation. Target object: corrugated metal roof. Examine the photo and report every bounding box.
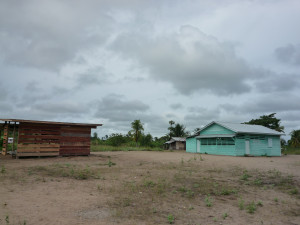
[171,137,186,141]
[164,137,186,144]
[200,121,283,135]
[0,119,102,127]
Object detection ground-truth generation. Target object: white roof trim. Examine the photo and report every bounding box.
[197,121,283,136]
[196,134,235,138]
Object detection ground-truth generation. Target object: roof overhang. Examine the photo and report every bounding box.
[236,132,283,136]
[0,119,102,128]
[195,134,235,139]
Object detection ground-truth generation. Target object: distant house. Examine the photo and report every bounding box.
[186,121,283,156]
[165,137,186,150]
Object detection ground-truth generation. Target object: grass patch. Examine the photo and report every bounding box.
[238,198,245,210]
[205,195,213,207]
[28,163,101,180]
[91,144,163,152]
[236,168,299,196]
[246,201,257,214]
[167,214,175,224]
[283,146,300,155]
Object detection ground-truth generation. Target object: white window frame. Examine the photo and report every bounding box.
[268,138,272,148]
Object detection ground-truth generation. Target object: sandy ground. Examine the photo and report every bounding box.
[0,151,299,225]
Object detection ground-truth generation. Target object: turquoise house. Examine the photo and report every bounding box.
[186,121,283,156]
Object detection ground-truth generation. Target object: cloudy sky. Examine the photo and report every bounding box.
[0,0,299,139]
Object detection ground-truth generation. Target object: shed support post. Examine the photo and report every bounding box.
[11,122,16,158]
[1,122,9,155]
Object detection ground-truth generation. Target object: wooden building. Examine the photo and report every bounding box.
[0,119,102,157]
[186,121,283,156]
[164,137,186,150]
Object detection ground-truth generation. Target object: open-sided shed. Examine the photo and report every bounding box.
[0,119,102,157]
[164,137,186,150]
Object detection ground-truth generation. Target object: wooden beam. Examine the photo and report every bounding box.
[1,122,8,155]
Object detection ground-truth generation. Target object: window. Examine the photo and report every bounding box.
[201,138,234,145]
[268,138,272,147]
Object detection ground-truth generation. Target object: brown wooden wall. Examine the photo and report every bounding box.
[17,123,92,157]
[60,126,91,156]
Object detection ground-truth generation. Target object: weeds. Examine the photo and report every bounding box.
[144,180,156,188]
[246,201,257,214]
[1,165,6,174]
[108,159,116,167]
[186,190,195,198]
[289,188,298,195]
[238,198,245,210]
[222,212,228,219]
[5,215,9,225]
[257,201,263,207]
[28,164,100,180]
[240,170,251,181]
[205,195,213,207]
[167,214,175,224]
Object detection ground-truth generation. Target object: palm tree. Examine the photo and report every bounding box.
[168,120,175,138]
[290,130,300,147]
[131,119,144,146]
[172,123,187,137]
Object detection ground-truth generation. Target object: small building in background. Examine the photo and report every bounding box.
[164,137,186,150]
[186,121,283,156]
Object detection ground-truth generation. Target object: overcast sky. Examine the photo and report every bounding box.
[0,0,299,139]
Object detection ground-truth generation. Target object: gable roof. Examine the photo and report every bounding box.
[199,121,283,136]
[164,137,186,144]
[171,137,186,142]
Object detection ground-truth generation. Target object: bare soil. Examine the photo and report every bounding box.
[0,151,299,225]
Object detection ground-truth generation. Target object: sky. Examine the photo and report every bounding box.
[0,0,299,139]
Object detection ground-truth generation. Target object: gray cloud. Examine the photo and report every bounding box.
[275,44,300,66]
[111,25,253,95]
[94,94,150,122]
[76,66,112,88]
[93,94,168,136]
[0,1,114,71]
[34,102,88,115]
[0,84,8,101]
[221,95,300,114]
[254,71,300,93]
[170,103,184,110]
[184,107,221,127]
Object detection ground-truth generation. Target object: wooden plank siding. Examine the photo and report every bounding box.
[17,123,61,157]
[16,123,93,157]
[59,126,91,156]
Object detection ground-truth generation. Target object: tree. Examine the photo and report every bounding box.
[193,128,201,135]
[140,133,153,147]
[92,132,98,140]
[244,113,284,132]
[168,122,188,137]
[289,130,300,147]
[131,119,144,146]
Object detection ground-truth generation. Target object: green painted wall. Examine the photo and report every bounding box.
[235,135,281,156]
[186,137,197,153]
[200,143,236,156]
[201,124,235,135]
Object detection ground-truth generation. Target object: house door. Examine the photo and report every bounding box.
[245,140,250,155]
[196,140,200,153]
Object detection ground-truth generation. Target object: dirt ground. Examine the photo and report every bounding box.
[0,151,299,225]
